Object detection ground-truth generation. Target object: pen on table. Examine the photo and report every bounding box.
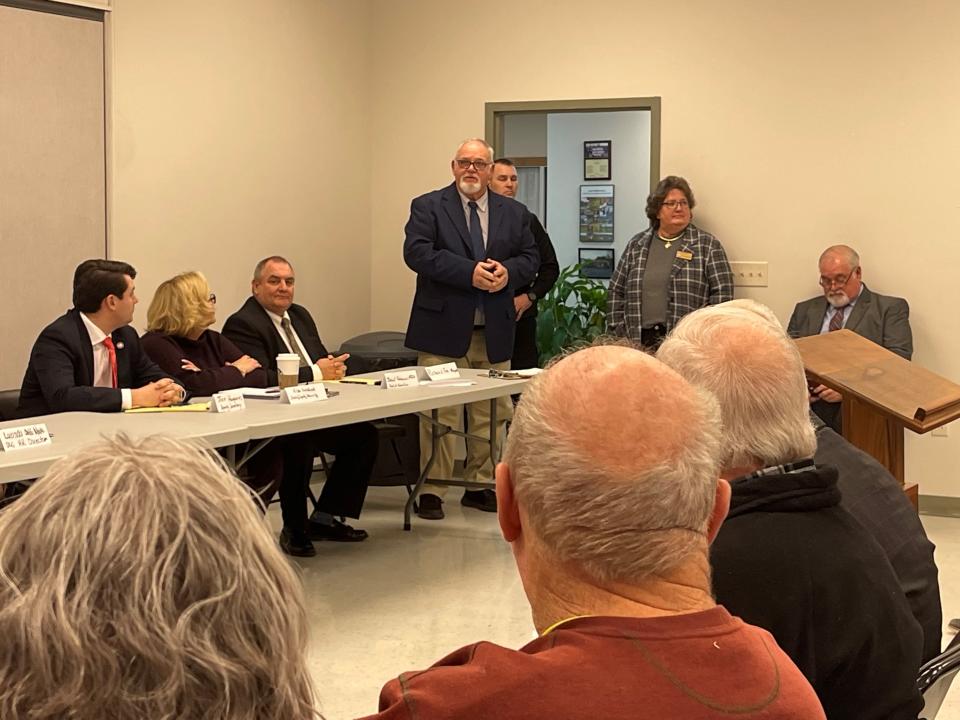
[339,379,382,386]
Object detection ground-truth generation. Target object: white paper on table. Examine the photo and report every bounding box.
[418,380,477,387]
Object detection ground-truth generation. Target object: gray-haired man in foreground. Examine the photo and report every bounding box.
[363,344,825,720]
[657,300,924,720]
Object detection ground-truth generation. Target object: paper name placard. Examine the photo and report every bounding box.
[0,423,51,452]
[211,390,246,413]
[383,369,419,389]
[423,362,461,381]
[282,383,328,404]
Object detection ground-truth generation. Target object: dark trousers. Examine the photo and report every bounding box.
[512,314,539,369]
[256,423,378,536]
[640,324,667,350]
[812,399,842,434]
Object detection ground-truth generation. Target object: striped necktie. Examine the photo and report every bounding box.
[828,307,845,332]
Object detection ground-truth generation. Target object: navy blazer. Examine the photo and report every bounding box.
[221,296,329,386]
[18,309,174,417]
[403,183,539,363]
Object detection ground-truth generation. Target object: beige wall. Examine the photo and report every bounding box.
[367,0,960,496]
[109,0,372,348]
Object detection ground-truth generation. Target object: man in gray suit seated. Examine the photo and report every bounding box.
[787,244,912,432]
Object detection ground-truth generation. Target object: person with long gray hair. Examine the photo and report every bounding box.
[362,344,826,720]
[657,300,923,720]
[0,434,320,720]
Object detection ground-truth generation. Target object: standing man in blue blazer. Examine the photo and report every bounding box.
[403,138,539,520]
[787,244,913,433]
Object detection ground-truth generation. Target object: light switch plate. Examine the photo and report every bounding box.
[730,261,769,287]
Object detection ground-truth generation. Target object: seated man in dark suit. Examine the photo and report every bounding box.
[787,244,912,432]
[19,259,183,417]
[222,256,377,554]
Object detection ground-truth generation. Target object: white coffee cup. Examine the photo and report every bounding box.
[276,353,300,389]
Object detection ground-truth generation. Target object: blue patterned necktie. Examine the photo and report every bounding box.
[468,201,485,260]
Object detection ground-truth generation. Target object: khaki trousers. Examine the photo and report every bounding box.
[418,330,512,498]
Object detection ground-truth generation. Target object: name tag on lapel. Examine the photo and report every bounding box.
[676,250,694,261]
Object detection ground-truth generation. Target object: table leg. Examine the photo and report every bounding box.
[405,408,439,531]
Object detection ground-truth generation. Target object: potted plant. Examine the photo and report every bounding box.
[535,263,608,366]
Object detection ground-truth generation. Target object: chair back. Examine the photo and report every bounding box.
[918,640,960,719]
[0,389,21,421]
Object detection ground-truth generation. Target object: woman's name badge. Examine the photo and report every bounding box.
[676,250,694,261]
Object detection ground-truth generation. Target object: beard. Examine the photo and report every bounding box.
[826,291,850,308]
[458,178,482,195]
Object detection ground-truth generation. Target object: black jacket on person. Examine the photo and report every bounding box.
[513,212,559,321]
[814,421,942,662]
[711,463,923,720]
[18,309,173,417]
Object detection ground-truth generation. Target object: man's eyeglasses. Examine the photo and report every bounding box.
[662,199,690,209]
[455,158,492,171]
[818,270,857,289]
[208,293,217,304]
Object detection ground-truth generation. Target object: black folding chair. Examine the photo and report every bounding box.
[918,636,960,719]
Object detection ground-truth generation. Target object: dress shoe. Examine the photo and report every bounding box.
[307,518,368,542]
[417,493,445,520]
[461,489,497,513]
[279,528,316,557]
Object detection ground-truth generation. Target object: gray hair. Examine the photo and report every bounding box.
[253,255,293,282]
[455,137,494,162]
[503,345,724,584]
[657,302,816,471]
[819,244,860,269]
[0,434,319,720]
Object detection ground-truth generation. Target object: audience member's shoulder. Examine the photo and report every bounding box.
[36,309,81,339]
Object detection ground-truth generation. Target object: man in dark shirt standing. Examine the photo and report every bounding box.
[488,158,559,370]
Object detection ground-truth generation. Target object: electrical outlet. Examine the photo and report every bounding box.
[730,261,769,287]
[932,425,950,438]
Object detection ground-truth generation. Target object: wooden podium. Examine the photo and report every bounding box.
[794,329,960,508]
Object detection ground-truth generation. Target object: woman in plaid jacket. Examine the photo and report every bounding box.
[608,176,733,348]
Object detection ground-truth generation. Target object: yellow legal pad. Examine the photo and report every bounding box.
[123,403,211,413]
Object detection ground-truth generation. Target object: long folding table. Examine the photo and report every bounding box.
[0,368,530,529]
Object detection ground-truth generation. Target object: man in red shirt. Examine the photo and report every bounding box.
[360,345,825,720]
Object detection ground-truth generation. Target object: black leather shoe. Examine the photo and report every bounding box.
[417,493,445,520]
[308,518,368,542]
[461,489,497,512]
[279,528,316,557]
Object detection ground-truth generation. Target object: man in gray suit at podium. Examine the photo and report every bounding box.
[787,244,913,432]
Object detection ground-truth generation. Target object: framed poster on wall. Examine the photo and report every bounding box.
[579,248,615,279]
[579,184,614,243]
[583,140,612,180]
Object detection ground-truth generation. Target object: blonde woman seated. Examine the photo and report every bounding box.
[142,271,368,557]
[141,271,266,395]
[0,434,320,719]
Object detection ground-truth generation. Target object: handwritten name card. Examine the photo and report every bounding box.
[423,362,461,381]
[211,390,246,413]
[383,369,420,389]
[282,383,328,404]
[0,423,51,452]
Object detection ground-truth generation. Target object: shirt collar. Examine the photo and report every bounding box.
[265,308,291,325]
[79,312,108,346]
[458,187,488,212]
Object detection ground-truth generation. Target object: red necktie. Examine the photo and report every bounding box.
[828,307,845,332]
[102,336,118,388]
